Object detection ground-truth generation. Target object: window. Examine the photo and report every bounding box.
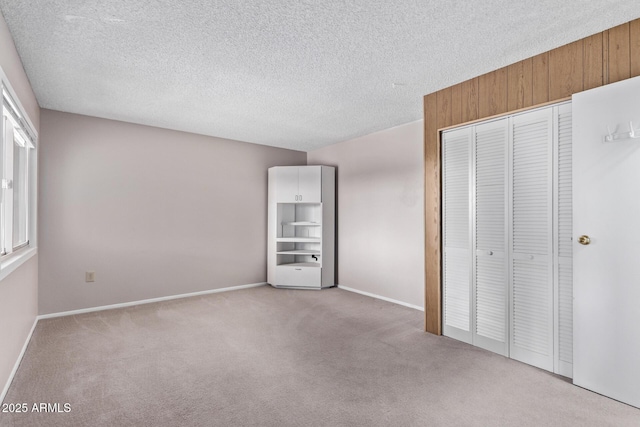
[2,85,36,257]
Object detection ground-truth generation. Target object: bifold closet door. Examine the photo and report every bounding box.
[509,108,554,372]
[442,127,472,343]
[554,103,573,378]
[473,119,508,355]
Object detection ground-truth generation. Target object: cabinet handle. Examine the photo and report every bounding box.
[295,268,302,271]
[299,194,302,201]
[295,195,298,201]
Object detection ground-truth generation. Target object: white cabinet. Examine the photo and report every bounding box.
[275,265,321,287]
[267,166,335,289]
[275,166,322,203]
[442,102,573,377]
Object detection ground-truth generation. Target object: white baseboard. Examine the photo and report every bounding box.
[1,317,37,404]
[337,285,424,311]
[38,282,267,320]
[2,282,266,403]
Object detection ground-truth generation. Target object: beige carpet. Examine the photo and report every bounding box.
[1,286,639,426]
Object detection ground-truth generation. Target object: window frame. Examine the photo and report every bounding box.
[0,66,38,281]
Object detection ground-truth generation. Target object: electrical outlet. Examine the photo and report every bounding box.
[85,271,95,282]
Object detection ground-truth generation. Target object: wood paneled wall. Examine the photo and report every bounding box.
[424,19,640,334]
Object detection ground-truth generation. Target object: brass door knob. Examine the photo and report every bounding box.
[578,235,591,245]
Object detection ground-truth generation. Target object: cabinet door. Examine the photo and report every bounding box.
[275,167,299,202]
[275,265,321,288]
[298,166,322,202]
[509,108,554,372]
[442,126,472,344]
[473,119,508,356]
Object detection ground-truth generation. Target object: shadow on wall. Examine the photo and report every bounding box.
[334,166,339,286]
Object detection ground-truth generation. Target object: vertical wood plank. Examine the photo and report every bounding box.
[461,78,479,123]
[608,23,631,83]
[630,19,640,77]
[451,83,463,126]
[603,30,610,84]
[424,93,440,334]
[549,40,584,100]
[478,68,508,119]
[436,87,453,129]
[583,33,604,90]
[532,52,549,104]
[507,59,533,111]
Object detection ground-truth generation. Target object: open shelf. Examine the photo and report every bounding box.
[278,262,321,268]
[276,237,320,242]
[276,249,321,255]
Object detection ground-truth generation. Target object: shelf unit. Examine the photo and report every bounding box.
[267,166,335,289]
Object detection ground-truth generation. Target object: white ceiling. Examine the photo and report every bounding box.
[0,1,639,151]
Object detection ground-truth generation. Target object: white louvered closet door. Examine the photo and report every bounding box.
[473,119,508,355]
[442,102,573,376]
[509,108,554,372]
[554,103,573,378]
[442,127,472,343]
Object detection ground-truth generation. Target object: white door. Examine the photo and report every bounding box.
[275,167,299,202]
[554,103,574,378]
[298,166,322,202]
[572,76,640,409]
[473,119,508,355]
[509,108,554,372]
[442,126,472,343]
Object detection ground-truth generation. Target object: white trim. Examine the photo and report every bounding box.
[38,282,268,320]
[0,67,38,139]
[337,285,424,311]
[0,247,36,282]
[0,64,38,275]
[2,282,267,402]
[1,317,37,404]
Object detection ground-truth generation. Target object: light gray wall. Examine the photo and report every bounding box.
[39,110,306,314]
[308,120,424,308]
[0,10,39,398]
[0,256,38,392]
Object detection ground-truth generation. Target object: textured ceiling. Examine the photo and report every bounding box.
[0,1,639,151]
